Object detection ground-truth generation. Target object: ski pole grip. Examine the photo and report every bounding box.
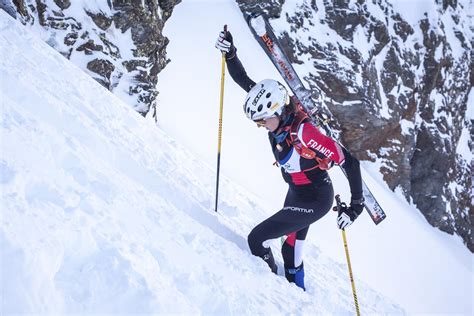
[223,24,227,34]
[333,194,341,212]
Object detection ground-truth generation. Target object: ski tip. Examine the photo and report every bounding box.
[245,12,263,23]
[244,13,253,24]
[247,13,267,37]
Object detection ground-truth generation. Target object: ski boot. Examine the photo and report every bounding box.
[285,262,305,291]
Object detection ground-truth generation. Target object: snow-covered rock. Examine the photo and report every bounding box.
[1,0,180,116]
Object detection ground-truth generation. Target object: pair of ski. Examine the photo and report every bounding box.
[247,14,386,225]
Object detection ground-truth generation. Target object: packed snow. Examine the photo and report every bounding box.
[1,1,473,315]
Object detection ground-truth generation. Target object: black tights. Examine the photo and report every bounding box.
[248,183,334,269]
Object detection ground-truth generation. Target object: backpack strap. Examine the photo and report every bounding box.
[289,107,333,170]
[289,111,316,160]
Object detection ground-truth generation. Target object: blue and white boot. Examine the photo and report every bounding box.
[285,262,305,291]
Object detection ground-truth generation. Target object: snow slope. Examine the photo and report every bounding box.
[156,0,473,314]
[0,10,403,314]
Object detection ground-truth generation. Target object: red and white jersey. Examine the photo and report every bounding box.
[270,121,346,186]
[297,122,346,165]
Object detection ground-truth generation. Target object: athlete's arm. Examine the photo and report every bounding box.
[216,30,256,92]
[226,48,256,92]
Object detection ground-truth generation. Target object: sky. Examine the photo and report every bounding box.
[0,0,473,314]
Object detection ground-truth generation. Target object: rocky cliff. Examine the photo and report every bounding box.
[237,0,473,251]
[1,0,181,117]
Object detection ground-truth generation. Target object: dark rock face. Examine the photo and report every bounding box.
[3,0,181,116]
[237,0,473,251]
[235,0,285,18]
[87,59,115,89]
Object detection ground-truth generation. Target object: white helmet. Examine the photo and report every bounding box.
[243,79,289,121]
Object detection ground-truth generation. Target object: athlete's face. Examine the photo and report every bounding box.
[255,116,280,132]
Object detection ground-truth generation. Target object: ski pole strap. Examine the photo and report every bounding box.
[334,194,348,212]
[351,197,365,205]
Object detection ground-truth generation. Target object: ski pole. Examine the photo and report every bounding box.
[215,24,227,213]
[342,229,360,316]
[334,195,360,316]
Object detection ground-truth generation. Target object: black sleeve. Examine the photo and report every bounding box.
[340,148,363,202]
[225,48,256,92]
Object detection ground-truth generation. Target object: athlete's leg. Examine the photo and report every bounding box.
[247,217,304,274]
[280,184,334,289]
[281,229,308,290]
[247,184,333,275]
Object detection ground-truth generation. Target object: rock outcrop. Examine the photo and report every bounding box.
[1,0,181,116]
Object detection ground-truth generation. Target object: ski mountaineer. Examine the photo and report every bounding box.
[215,29,364,291]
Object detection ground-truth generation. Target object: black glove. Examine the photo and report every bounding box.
[336,197,364,230]
[215,30,235,57]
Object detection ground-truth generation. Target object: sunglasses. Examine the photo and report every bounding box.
[254,119,267,127]
[254,114,279,127]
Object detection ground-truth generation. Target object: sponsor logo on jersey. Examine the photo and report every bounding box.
[280,147,301,173]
